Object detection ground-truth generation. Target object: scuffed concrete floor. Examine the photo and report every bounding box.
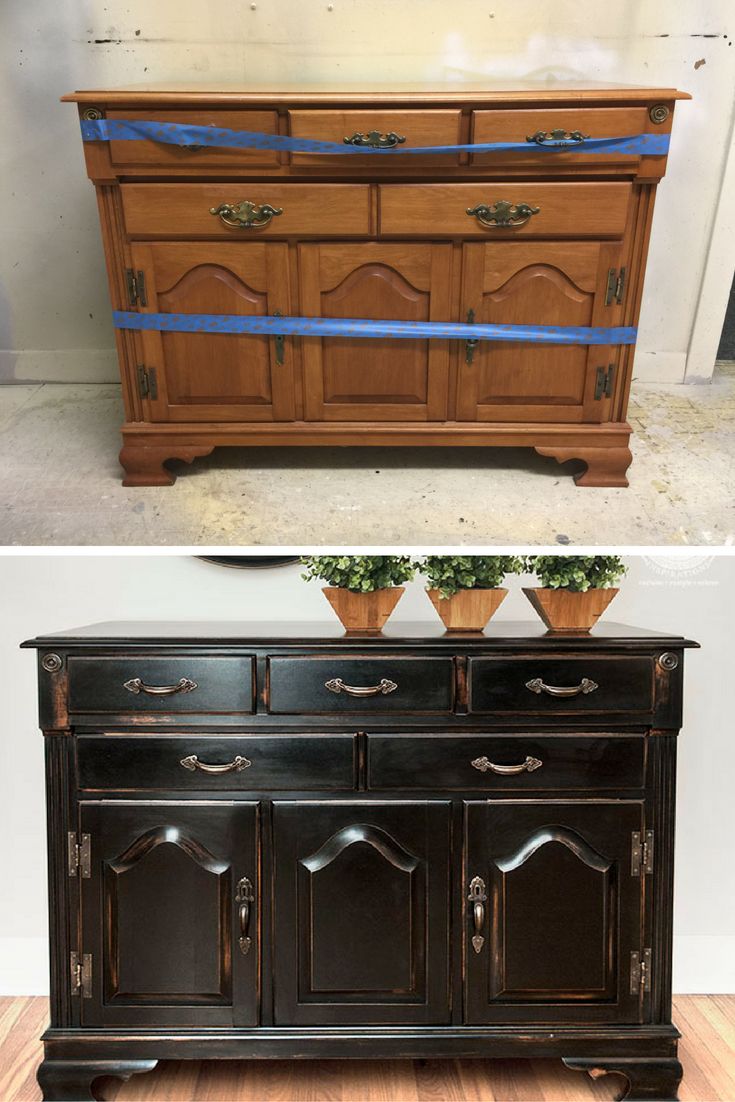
[0,366,733,546]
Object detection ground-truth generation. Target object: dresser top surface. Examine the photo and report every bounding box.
[23,620,698,649]
[61,80,691,105]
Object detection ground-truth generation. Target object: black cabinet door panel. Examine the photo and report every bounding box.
[272,801,451,1025]
[79,801,258,1027]
[464,799,643,1024]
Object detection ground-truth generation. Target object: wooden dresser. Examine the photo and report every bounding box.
[25,620,697,1101]
[62,82,688,488]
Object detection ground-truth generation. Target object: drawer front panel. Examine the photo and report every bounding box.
[268,656,454,714]
[107,109,280,168]
[68,656,254,714]
[77,734,357,790]
[288,109,463,166]
[122,183,372,237]
[469,657,653,715]
[471,106,654,166]
[379,183,630,238]
[367,734,645,790]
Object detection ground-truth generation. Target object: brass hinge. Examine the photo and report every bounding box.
[67,832,91,878]
[631,830,654,876]
[70,952,92,998]
[272,310,285,366]
[125,268,147,307]
[605,266,626,306]
[465,308,480,365]
[137,365,158,400]
[630,948,652,995]
[594,364,615,400]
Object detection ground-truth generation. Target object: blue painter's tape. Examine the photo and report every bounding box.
[82,117,670,156]
[113,311,637,345]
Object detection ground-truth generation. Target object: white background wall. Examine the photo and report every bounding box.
[0,551,733,994]
[0,0,733,384]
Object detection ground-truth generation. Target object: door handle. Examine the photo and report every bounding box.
[471,755,543,775]
[525,677,598,697]
[468,876,487,954]
[235,877,255,954]
[123,677,198,696]
[325,677,398,697]
[180,754,251,774]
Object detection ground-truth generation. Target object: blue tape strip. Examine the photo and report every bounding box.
[82,118,670,156]
[113,311,637,345]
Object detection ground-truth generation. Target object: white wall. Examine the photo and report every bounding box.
[0,0,733,384]
[0,552,733,994]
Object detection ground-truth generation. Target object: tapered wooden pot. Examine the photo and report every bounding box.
[427,588,508,632]
[322,587,405,633]
[523,587,619,633]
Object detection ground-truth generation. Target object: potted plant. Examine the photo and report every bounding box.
[301,555,416,633]
[523,555,627,632]
[421,555,523,632]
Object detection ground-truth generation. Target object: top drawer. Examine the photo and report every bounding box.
[106,109,281,169]
[268,656,454,714]
[288,109,463,166]
[469,656,653,716]
[68,655,254,715]
[471,106,665,169]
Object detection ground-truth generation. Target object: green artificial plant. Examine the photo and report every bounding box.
[421,555,524,599]
[301,555,416,593]
[528,555,627,592]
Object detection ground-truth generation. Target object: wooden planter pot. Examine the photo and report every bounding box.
[427,588,508,632]
[322,587,405,633]
[523,587,619,632]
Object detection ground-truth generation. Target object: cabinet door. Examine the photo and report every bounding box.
[79,801,258,1027]
[131,242,295,422]
[300,243,452,421]
[464,800,643,1024]
[273,801,451,1024]
[457,242,625,423]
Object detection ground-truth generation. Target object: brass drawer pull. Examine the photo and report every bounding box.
[466,200,540,228]
[325,677,398,697]
[343,130,406,148]
[471,755,543,775]
[526,128,590,145]
[210,199,283,229]
[180,754,251,774]
[235,876,255,954]
[123,676,198,696]
[468,876,487,954]
[526,676,599,698]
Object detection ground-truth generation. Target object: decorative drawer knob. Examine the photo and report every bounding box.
[210,200,283,229]
[123,676,198,696]
[471,755,543,775]
[325,677,398,697]
[180,754,251,774]
[525,676,598,698]
[466,200,540,228]
[343,130,406,148]
[526,128,590,145]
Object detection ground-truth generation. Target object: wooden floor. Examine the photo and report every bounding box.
[2,997,734,1101]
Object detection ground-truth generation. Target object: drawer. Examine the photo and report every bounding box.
[67,655,254,715]
[268,656,454,714]
[471,106,657,167]
[288,109,462,166]
[379,182,631,238]
[106,109,281,168]
[121,183,372,237]
[76,734,356,790]
[469,657,653,715]
[367,734,646,790]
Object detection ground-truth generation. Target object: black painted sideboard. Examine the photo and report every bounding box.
[24,621,698,1101]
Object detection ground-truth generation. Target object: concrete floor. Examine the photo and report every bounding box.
[0,366,733,546]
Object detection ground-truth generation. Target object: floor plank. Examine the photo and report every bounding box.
[2,996,732,1101]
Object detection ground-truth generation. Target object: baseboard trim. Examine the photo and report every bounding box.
[0,349,118,384]
[0,935,732,996]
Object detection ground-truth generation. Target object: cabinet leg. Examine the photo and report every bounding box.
[37,1058,158,1101]
[535,445,633,487]
[563,1057,683,1101]
[119,444,214,486]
